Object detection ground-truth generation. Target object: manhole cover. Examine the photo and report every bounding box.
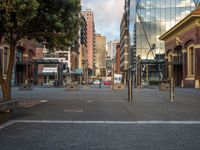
[85,100,93,103]
[63,109,84,113]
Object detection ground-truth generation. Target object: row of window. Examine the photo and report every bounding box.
[138,0,195,8]
[137,7,193,22]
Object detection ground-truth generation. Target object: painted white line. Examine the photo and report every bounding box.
[1,120,200,130]
[0,120,16,130]
[10,120,200,124]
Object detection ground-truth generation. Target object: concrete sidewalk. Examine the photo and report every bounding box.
[0,86,198,121]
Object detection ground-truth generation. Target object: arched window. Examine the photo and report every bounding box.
[16,48,23,61]
[187,47,195,76]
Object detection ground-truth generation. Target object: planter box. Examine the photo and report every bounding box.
[113,83,125,90]
[65,84,79,91]
[19,83,33,90]
[159,82,170,91]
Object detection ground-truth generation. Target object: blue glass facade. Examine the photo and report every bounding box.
[129,0,196,59]
[194,0,200,6]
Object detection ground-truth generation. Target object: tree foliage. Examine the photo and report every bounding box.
[29,0,81,49]
[0,0,40,44]
[0,0,81,49]
[0,0,81,100]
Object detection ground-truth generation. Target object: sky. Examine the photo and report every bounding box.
[81,0,124,42]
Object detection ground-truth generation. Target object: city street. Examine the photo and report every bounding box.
[1,0,200,149]
[0,85,200,149]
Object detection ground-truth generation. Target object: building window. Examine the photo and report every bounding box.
[16,49,23,61]
[58,53,68,60]
[44,64,57,68]
[187,47,195,76]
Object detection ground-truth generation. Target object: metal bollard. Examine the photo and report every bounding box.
[128,79,133,102]
[170,77,175,102]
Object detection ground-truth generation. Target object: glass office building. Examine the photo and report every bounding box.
[129,0,197,60]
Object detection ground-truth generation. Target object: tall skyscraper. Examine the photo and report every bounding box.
[129,0,196,60]
[82,9,95,75]
[95,34,106,76]
[107,40,119,60]
[120,0,130,82]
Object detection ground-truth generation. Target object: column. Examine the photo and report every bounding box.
[195,48,200,88]
[182,49,187,87]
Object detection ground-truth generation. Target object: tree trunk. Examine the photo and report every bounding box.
[0,41,16,101]
[1,81,11,101]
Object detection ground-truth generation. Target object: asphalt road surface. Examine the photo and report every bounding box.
[0,85,200,150]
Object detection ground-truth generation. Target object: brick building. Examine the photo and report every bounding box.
[160,8,200,88]
[82,9,96,76]
[5,40,37,85]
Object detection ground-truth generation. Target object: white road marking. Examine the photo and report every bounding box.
[0,120,16,130]
[1,120,200,130]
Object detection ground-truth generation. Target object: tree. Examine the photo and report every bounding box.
[30,0,81,49]
[0,0,81,100]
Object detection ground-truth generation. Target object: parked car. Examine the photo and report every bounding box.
[93,80,100,85]
[103,81,111,85]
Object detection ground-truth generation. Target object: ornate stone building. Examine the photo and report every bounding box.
[160,8,200,88]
